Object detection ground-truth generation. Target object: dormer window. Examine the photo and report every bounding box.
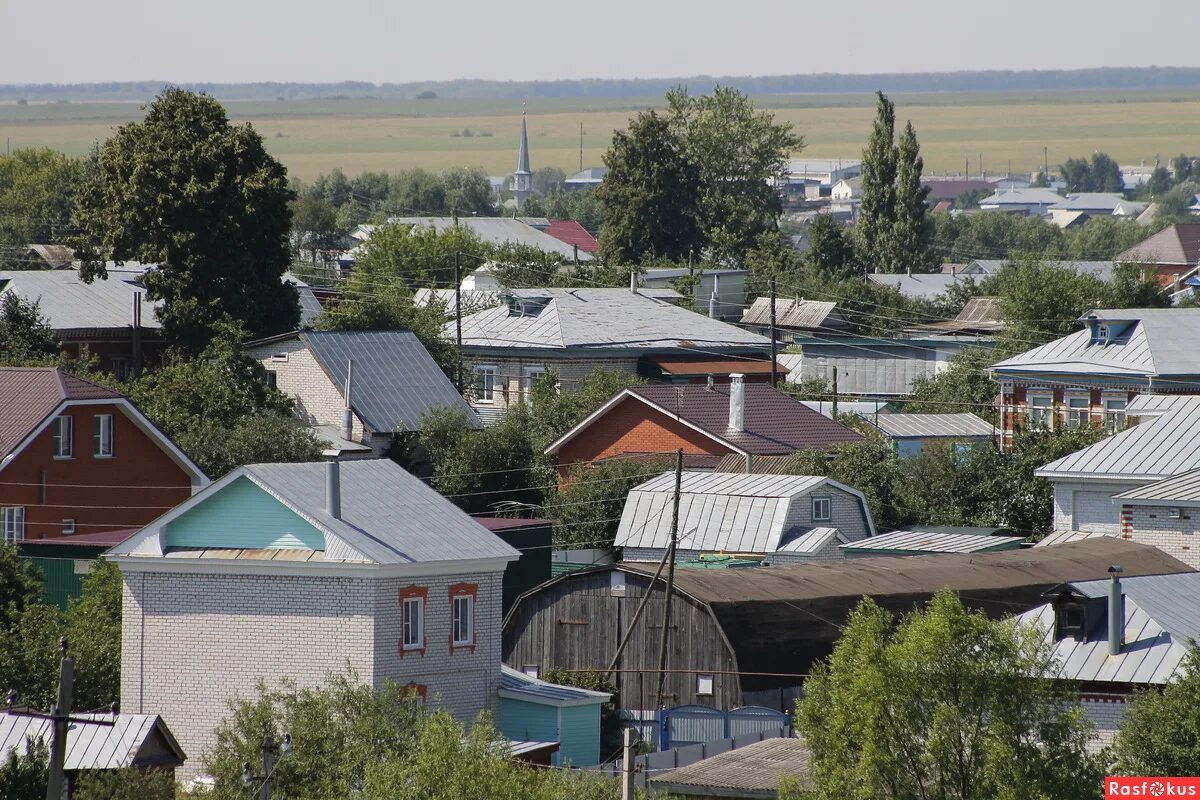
[1054,601,1087,640]
[1096,324,1110,342]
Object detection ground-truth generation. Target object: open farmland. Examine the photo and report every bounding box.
[1,89,1198,181]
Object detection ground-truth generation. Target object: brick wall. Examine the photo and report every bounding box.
[1049,480,1147,534]
[999,385,1139,443]
[1122,504,1200,569]
[1081,695,1129,737]
[246,340,368,442]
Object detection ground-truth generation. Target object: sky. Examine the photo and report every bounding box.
[4,0,1199,85]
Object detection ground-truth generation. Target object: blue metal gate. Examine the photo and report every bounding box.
[659,704,790,750]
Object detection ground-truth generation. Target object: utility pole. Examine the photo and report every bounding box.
[580,122,584,173]
[621,727,636,800]
[454,251,463,393]
[1043,146,1049,177]
[654,449,683,711]
[242,733,292,800]
[769,277,778,388]
[831,369,839,417]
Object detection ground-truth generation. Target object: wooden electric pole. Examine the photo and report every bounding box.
[621,727,636,800]
[654,449,684,710]
[769,277,778,388]
[454,251,463,393]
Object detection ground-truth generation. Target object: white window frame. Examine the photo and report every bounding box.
[264,370,278,391]
[520,366,547,401]
[62,519,76,535]
[2,507,25,544]
[473,365,497,403]
[811,496,832,523]
[401,597,424,650]
[1103,396,1127,433]
[52,415,73,458]
[1065,395,1090,429]
[696,674,715,696]
[93,414,114,458]
[1026,394,1054,431]
[452,594,474,647]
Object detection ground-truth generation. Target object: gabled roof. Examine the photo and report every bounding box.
[0,269,160,332]
[0,367,120,457]
[962,260,1119,280]
[413,288,502,318]
[841,529,1023,555]
[25,244,75,269]
[0,713,185,770]
[991,308,1200,380]
[1018,572,1200,685]
[1115,468,1200,505]
[541,220,598,253]
[451,288,771,352]
[565,166,608,183]
[294,330,478,431]
[866,273,963,300]
[1051,193,1140,213]
[978,187,1063,207]
[739,298,848,330]
[1036,401,1200,481]
[868,413,996,439]
[1117,223,1200,266]
[907,297,1004,335]
[615,471,873,552]
[108,459,519,567]
[499,665,611,707]
[381,217,589,261]
[544,383,863,457]
[920,179,994,201]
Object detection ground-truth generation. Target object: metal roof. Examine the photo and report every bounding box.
[1051,193,1144,214]
[1117,223,1200,266]
[614,471,869,553]
[109,459,520,566]
[962,260,1119,280]
[1033,530,1111,548]
[282,272,323,328]
[1115,468,1200,505]
[451,288,769,352]
[869,413,997,439]
[1127,394,1200,415]
[0,268,160,332]
[0,713,185,771]
[1018,572,1200,685]
[413,288,502,318]
[1036,401,1200,481]
[978,187,1063,207]
[650,736,812,797]
[739,298,847,330]
[498,665,611,707]
[776,527,844,554]
[798,399,894,419]
[297,330,479,432]
[866,273,963,300]
[516,113,531,174]
[841,530,1024,554]
[0,368,121,457]
[383,217,590,261]
[541,220,598,254]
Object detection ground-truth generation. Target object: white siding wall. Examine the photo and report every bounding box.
[1125,505,1200,569]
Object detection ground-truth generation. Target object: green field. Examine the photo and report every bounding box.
[2,89,1198,182]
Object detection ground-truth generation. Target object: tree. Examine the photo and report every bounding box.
[532,167,567,196]
[890,121,934,273]
[596,110,703,264]
[353,221,485,288]
[1060,152,1123,193]
[72,768,174,800]
[549,456,669,548]
[1030,171,1050,188]
[907,346,1004,420]
[790,432,905,531]
[1065,217,1153,260]
[528,369,645,452]
[1155,180,1200,223]
[856,91,898,271]
[1111,648,1200,776]
[441,166,495,216]
[796,591,1103,800]
[0,544,43,633]
[289,195,342,265]
[1144,165,1174,198]
[63,560,123,711]
[520,187,603,232]
[0,737,47,800]
[0,147,83,267]
[1172,154,1194,183]
[805,214,859,277]
[75,87,298,352]
[0,294,60,363]
[666,86,802,264]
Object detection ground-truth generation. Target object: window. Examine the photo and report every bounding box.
[811,496,832,522]
[1026,395,1053,431]
[1104,397,1127,433]
[401,597,424,650]
[473,366,496,403]
[452,594,474,646]
[93,414,114,458]
[111,357,130,382]
[1066,396,1090,428]
[52,415,73,458]
[264,370,278,390]
[521,366,547,401]
[62,519,76,536]
[522,665,540,679]
[1097,324,1110,341]
[696,674,715,696]
[1054,602,1086,640]
[2,507,24,544]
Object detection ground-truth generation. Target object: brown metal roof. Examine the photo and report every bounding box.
[1118,223,1200,266]
[0,368,121,457]
[628,383,863,456]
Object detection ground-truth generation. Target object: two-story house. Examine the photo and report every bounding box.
[615,471,876,565]
[450,287,779,424]
[0,367,207,543]
[990,309,1200,446]
[107,458,520,780]
[244,329,478,457]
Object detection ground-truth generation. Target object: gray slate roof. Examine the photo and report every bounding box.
[650,736,812,797]
[1051,193,1146,215]
[869,413,997,439]
[1019,572,1200,685]
[1115,469,1200,505]
[451,288,771,353]
[299,330,479,431]
[0,268,160,331]
[413,288,502,318]
[1117,223,1200,266]
[841,530,1023,554]
[0,713,184,770]
[979,187,1063,207]
[109,459,519,566]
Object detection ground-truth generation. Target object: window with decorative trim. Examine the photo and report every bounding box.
[399,586,428,654]
[52,416,73,458]
[1026,395,1054,431]
[449,582,479,651]
[1065,396,1090,428]
[1104,397,1127,433]
[520,366,547,402]
[2,507,25,544]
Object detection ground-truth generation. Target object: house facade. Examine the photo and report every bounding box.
[1116,222,1200,286]
[865,413,997,458]
[0,368,206,543]
[1112,469,1200,570]
[108,459,519,779]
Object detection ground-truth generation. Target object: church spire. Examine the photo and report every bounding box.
[513,104,533,209]
[516,106,531,175]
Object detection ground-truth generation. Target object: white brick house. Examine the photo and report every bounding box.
[1113,469,1200,569]
[108,459,518,779]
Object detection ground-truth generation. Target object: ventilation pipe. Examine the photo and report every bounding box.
[326,460,342,520]
[1108,565,1124,656]
[340,360,354,441]
[630,271,638,294]
[709,275,721,319]
[728,373,745,432]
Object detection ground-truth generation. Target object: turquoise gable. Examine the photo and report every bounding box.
[163,476,326,551]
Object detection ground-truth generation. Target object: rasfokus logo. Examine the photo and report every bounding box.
[1107,778,1200,797]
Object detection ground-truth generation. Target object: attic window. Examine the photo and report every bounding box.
[270,353,288,362]
[1096,324,1110,341]
[506,296,551,317]
[1054,601,1087,640]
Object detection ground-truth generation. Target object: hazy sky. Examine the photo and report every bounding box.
[4,0,1198,84]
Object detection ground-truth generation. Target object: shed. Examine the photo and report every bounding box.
[649,736,811,799]
[865,412,997,457]
[496,666,611,766]
[503,539,1189,713]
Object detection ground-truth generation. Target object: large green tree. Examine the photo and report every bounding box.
[796,591,1103,800]
[353,220,485,288]
[0,147,83,267]
[890,121,934,273]
[1111,648,1200,776]
[0,293,60,364]
[1060,152,1123,193]
[75,88,298,352]
[596,110,703,264]
[856,91,898,270]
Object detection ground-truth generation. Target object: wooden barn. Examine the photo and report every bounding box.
[502,538,1189,713]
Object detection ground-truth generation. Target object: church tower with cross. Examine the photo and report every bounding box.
[513,107,533,209]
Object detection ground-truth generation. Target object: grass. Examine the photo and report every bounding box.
[1,89,1198,181]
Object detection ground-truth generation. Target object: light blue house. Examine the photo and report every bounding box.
[497,666,611,766]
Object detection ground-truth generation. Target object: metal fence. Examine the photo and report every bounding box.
[584,728,790,789]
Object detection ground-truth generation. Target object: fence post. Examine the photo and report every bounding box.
[658,708,669,751]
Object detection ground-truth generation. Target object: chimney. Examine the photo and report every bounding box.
[728,373,745,432]
[706,375,715,391]
[1108,565,1124,656]
[709,275,721,319]
[629,271,638,294]
[341,360,354,441]
[326,460,342,520]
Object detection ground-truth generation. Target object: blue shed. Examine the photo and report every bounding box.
[497,666,611,767]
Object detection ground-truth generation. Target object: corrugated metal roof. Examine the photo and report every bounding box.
[776,527,843,553]
[1036,401,1200,480]
[0,713,184,770]
[282,272,323,328]
[299,330,479,432]
[1127,394,1200,415]
[541,220,598,254]
[841,530,1024,554]
[383,217,592,261]
[1115,468,1200,504]
[0,269,160,331]
[0,368,121,457]
[498,665,611,706]
[783,339,990,397]
[614,472,861,553]
[739,298,846,330]
[1034,530,1111,548]
[110,459,519,566]
[1018,572,1200,685]
[650,737,812,795]
[979,187,1063,207]
[869,413,996,439]
[798,399,894,419]
[452,288,770,352]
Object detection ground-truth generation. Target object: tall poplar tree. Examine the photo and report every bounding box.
[892,121,934,274]
[856,91,897,271]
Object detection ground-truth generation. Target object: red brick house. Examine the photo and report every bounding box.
[544,375,862,475]
[0,368,207,543]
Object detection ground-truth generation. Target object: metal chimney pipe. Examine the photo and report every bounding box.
[709,275,720,319]
[340,360,354,441]
[630,271,638,294]
[728,374,745,432]
[326,460,342,520]
[1108,565,1124,656]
